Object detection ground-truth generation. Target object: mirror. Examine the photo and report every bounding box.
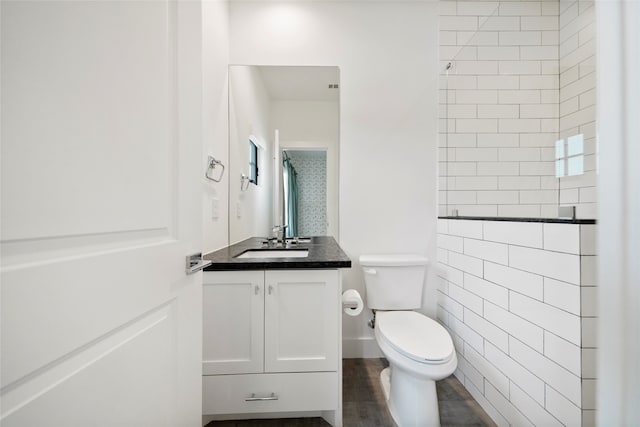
[228,65,340,244]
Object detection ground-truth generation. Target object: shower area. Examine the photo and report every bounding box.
[282,149,328,238]
[439,0,596,220]
[436,1,597,425]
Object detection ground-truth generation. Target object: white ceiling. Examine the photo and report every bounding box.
[258,66,340,102]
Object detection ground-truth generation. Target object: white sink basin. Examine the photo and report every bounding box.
[235,249,309,259]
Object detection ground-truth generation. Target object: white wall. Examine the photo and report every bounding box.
[228,66,274,244]
[272,100,339,238]
[229,1,440,356]
[202,1,230,254]
[596,1,640,424]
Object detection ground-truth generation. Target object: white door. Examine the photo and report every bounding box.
[264,270,340,373]
[202,271,264,375]
[1,2,204,426]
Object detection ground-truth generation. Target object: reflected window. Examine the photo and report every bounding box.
[555,134,584,177]
[249,139,258,185]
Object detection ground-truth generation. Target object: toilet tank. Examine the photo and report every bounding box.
[359,254,429,310]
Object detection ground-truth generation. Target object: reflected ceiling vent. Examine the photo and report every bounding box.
[328,84,339,89]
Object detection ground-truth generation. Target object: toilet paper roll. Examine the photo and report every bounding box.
[342,289,364,316]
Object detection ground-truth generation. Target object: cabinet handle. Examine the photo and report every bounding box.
[255,285,260,295]
[245,392,278,402]
[268,285,274,295]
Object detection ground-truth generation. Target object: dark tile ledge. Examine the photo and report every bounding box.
[439,216,596,224]
[203,236,352,271]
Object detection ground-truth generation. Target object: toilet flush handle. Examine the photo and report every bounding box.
[363,268,377,275]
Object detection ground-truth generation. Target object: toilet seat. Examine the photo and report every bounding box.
[376,311,454,364]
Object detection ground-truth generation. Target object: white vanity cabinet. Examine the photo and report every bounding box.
[203,270,264,375]
[202,269,342,425]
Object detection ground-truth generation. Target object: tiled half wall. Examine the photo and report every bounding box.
[436,218,597,426]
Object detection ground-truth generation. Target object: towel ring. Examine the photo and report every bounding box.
[205,156,225,182]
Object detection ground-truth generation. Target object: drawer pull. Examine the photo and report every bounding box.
[245,392,278,402]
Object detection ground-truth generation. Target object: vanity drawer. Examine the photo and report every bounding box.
[203,372,339,415]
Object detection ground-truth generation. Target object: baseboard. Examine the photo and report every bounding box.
[203,411,322,425]
[342,336,383,358]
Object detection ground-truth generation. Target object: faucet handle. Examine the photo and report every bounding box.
[272,225,287,241]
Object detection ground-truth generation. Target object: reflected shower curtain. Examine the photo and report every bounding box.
[282,154,299,237]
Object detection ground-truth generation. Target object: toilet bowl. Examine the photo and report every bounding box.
[359,254,457,427]
[374,311,457,427]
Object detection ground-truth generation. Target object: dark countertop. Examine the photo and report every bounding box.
[203,236,352,271]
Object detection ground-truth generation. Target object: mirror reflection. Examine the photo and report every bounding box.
[282,149,327,237]
[228,65,340,244]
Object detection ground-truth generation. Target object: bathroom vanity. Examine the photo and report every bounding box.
[202,237,351,426]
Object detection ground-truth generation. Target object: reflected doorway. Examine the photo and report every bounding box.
[282,149,327,238]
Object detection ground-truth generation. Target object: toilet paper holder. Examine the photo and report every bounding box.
[342,289,363,316]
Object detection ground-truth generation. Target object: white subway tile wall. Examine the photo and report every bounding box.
[439,0,561,217]
[439,0,596,219]
[558,0,596,218]
[437,219,597,426]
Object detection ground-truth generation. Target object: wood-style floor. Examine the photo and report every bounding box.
[206,358,496,427]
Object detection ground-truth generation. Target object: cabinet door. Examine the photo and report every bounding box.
[203,271,264,375]
[264,270,340,373]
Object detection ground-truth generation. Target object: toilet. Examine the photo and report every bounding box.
[360,254,457,427]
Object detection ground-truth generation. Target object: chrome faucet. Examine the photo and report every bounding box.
[268,225,287,247]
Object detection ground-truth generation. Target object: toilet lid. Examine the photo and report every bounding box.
[377,311,454,363]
